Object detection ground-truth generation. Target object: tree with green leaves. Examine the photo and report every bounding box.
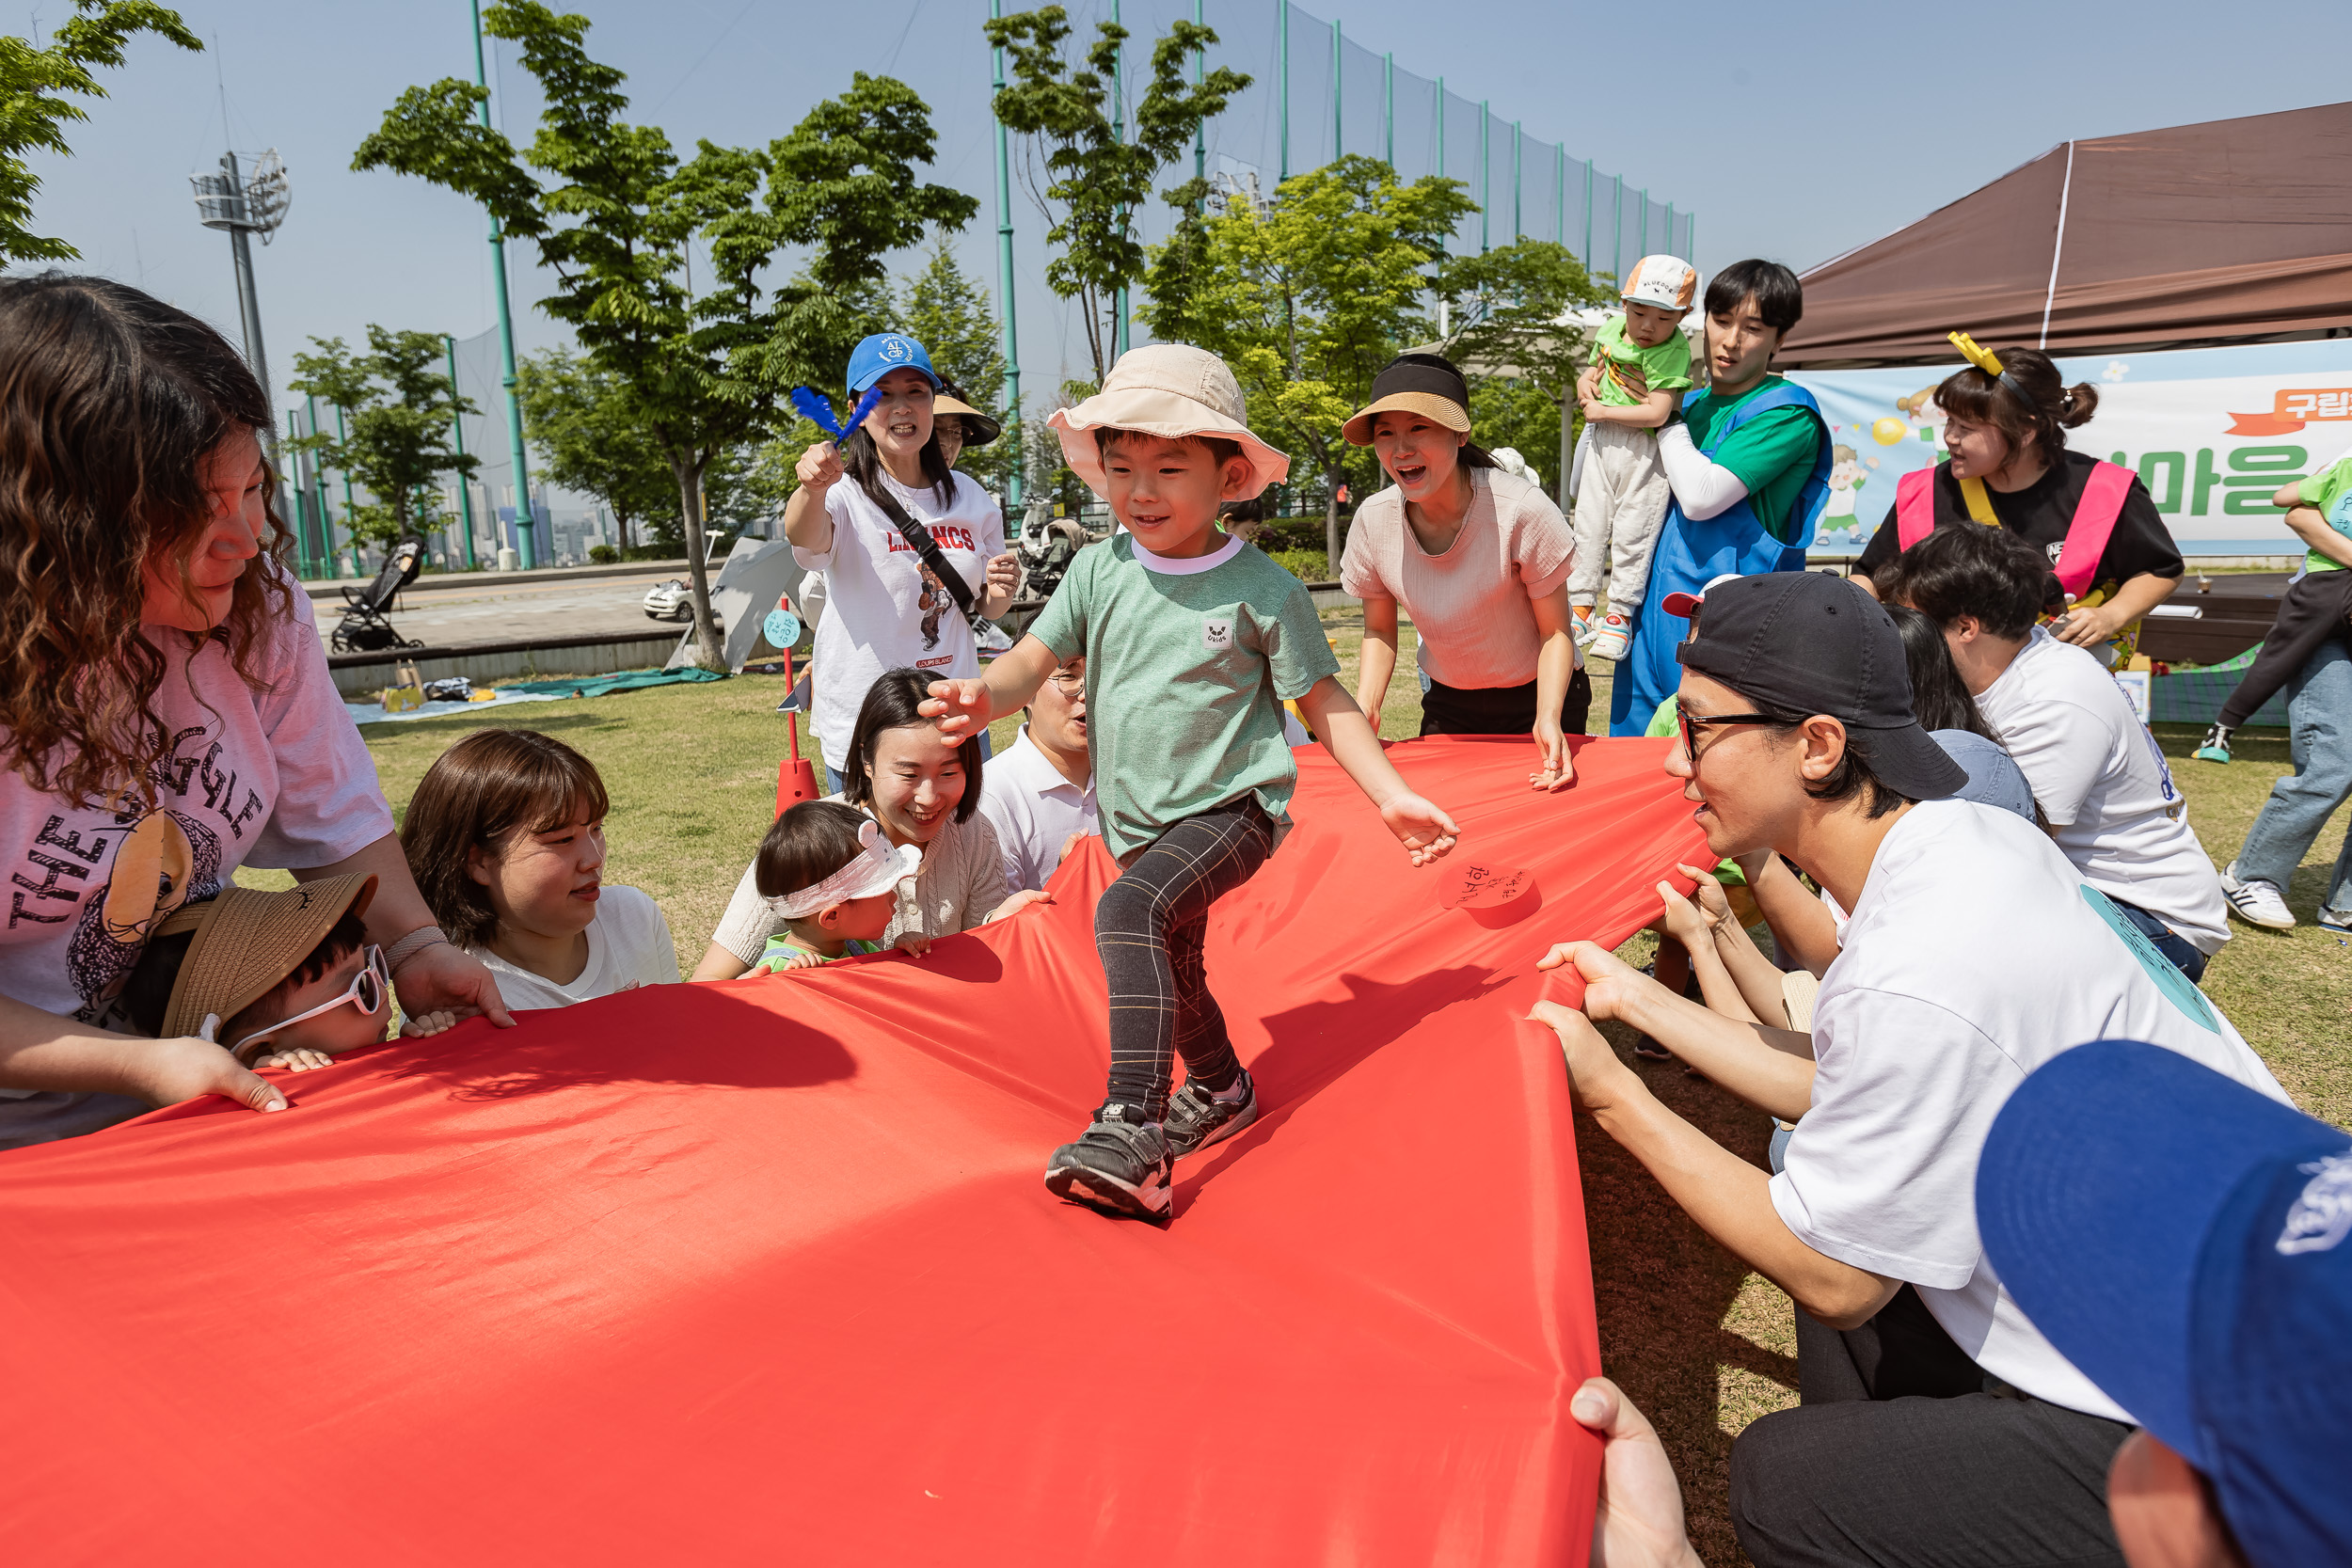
[1,1,199,262]
[355,3,972,668]
[1141,155,1476,562]
[896,240,1015,495]
[288,327,478,560]
[1430,239,1615,500]
[514,348,676,552]
[985,6,1246,383]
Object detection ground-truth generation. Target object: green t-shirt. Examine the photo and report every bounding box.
[2294,454,2352,574]
[760,934,885,966]
[1593,314,1695,408]
[1030,532,1341,858]
[1679,375,1825,545]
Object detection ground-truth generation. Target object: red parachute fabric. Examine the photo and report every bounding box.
[0,736,1705,1565]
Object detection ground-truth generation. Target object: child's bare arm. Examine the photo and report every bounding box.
[921,634,1059,738]
[1581,388,1677,429]
[1294,676,1459,866]
[2281,502,2352,569]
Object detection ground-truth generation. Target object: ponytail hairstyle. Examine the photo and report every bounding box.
[0,273,294,810]
[1933,346,2099,466]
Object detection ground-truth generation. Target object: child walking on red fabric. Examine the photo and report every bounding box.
[924,344,1460,1221]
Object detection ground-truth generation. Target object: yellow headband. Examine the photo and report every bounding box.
[1948,331,2003,377]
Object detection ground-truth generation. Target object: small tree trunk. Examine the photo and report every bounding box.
[672,452,726,670]
[1324,465,1343,574]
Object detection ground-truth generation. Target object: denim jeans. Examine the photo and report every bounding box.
[2108,896,2209,984]
[2235,638,2352,923]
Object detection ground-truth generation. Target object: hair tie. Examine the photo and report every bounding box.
[1949,330,2039,410]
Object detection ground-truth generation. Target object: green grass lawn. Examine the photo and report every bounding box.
[294,614,2348,1567]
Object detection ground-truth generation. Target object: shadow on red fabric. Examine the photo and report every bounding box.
[0,736,1706,1565]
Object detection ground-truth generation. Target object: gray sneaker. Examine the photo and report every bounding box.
[1044,1105,1172,1219]
[2318,906,2351,934]
[1164,1069,1259,1160]
[2220,861,2295,930]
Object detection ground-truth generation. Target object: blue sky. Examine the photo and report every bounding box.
[16,0,2351,420]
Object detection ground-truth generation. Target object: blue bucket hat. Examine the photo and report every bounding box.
[1977,1040,2352,1567]
[847,333,939,394]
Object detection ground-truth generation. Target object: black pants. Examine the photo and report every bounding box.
[1730,1286,2132,1567]
[2219,568,2352,728]
[1096,798,1273,1121]
[1419,669,1594,739]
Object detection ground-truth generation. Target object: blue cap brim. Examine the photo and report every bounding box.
[850,365,941,393]
[1975,1040,2336,1468]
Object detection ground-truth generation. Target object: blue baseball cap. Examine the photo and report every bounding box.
[847,333,939,394]
[1977,1041,2351,1567]
[1927,729,2037,823]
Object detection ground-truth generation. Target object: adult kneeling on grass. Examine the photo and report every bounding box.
[1530,572,2286,1568]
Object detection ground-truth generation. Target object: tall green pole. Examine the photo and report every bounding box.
[1582,160,1594,263]
[1383,53,1392,167]
[1511,119,1521,243]
[1330,18,1341,159]
[1436,76,1444,177]
[1554,143,1565,245]
[1638,186,1648,257]
[1478,101,1489,253]
[1111,0,1127,359]
[444,334,477,569]
[992,0,1023,507]
[471,0,535,569]
[1277,0,1288,180]
[1665,200,1677,260]
[1611,173,1623,283]
[306,395,332,571]
[1192,0,1205,185]
[334,403,359,578]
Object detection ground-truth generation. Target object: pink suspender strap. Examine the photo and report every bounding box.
[1895,466,1937,550]
[2053,460,2134,601]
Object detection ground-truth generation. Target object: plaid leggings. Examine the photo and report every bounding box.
[1096,798,1274,1121]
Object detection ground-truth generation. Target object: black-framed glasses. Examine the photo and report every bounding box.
[1677,705,1787,764]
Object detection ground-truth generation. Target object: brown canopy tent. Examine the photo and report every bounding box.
[1778,102,2352,369]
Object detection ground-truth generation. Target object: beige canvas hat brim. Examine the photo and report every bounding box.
[155,873,378,1042]
[930,394,1002,448]
[1342,390,1472,447]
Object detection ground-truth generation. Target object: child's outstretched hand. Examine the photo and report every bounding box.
[400,1009,462,1038]
[1379,793,1460,866]
[750,950,827,975]
[253,1045,334,1073]
[893,931,933,958]
[985,888,1053,924]
[921,677,991,739]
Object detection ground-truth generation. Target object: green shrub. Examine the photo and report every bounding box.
[588,544,621,564]
[1264,547,1330,582]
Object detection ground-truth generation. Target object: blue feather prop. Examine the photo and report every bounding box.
[789,384,885,445]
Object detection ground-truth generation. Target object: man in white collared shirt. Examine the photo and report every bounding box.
[977,656,1099,894]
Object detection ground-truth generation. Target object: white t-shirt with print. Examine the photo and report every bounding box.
[1974,626,2229,954]
[792,471,1004,769]
[468,884,679,1009]
[976,724,1099,895]
[1773,799,2286,1421]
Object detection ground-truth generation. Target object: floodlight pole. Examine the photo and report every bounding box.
[472,0,536,569]
[1277,0,1289,180]
[991,0,1023,507]
[1331,19,1341,159]
[190,150,289,534]
[1111,0,1128,360]
[1383,53,1393,167]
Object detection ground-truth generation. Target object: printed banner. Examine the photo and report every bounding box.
[1788,341,2352,557]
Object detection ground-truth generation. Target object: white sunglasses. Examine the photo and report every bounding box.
[221,943,390,1064]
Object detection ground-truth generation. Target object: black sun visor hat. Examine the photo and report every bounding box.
[1676,573,1968,801]
[1343,353,1472,446]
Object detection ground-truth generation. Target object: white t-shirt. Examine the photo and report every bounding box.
[1975,627,2229,954]
[792,471,1004,768]
[976,725,1099,895]
[1773,800,2287,1421]
[0,584,393,1149]
[468,885,678,1009]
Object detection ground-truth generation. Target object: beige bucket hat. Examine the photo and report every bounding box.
[1048,343,1291,499]
[153,873,378,1042]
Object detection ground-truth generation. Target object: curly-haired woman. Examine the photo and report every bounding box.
[0,275,512,1149]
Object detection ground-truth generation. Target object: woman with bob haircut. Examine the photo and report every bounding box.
[0,274,512,1149]
[1853,335,2182,668]
[693,668,1039,980]
[1338,351,1586,786]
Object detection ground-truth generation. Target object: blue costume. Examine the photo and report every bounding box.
[1608,380,1833,736]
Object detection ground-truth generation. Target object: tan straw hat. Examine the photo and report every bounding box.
[1048,343,1291,499]
[1343,353,1473,446]
[154,874,378,1041]
[931,392,1002,447]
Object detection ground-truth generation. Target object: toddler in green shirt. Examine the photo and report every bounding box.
[1570,254,1700,662]
[753,800,931,972]
[923,343,1462,1223]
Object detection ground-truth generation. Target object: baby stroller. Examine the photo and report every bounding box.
[330,536,426,653]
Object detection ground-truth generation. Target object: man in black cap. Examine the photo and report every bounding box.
[1530,571,2278,1566]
